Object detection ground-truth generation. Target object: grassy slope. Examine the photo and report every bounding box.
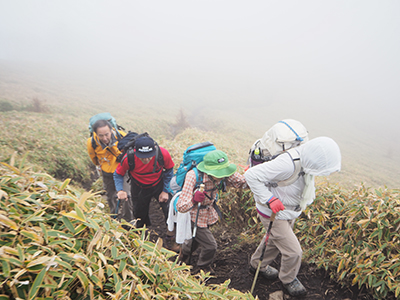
[2,62,400,300]
[1,61,399,190]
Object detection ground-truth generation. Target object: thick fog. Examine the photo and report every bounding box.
[1,1,399,113]
[1,1,399,186]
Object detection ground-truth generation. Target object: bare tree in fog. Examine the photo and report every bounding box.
[170,108,190,137]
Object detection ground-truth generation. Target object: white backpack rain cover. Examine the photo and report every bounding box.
[299,136,341,176]
[298,136,341,210]
[248,119,309,167]
[259,119,309,157]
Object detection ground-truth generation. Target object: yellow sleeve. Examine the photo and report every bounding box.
[87,137,99,166]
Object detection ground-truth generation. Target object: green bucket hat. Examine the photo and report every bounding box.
[197,150,237,178]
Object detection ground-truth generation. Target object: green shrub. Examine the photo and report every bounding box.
[0,100,14,112]
[218,189,260,232]
[296,183,400,299]
[0,160,255,300]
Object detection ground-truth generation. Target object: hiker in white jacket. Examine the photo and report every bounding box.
[245,136,341,297]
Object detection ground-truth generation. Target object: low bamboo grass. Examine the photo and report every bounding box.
[0,158,256,299]
[295,183,400,299]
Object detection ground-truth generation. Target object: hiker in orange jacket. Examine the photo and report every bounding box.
[87,119,133,222]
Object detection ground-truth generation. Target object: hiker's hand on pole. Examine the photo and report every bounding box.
[192,191,205,204]
[268,197,285,213]
[159,191,169,203]
[117,190,128,201]
[96,165,101,177]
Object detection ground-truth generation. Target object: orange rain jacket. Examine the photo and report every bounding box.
[87,129,126,174]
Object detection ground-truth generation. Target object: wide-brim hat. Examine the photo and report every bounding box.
[197,150,237,178]
[135,136,156,158]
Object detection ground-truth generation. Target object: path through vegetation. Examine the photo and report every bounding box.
[146,199,382,300]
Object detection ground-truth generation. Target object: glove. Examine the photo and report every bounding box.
[192,191,205,204]
[268,197,285,213]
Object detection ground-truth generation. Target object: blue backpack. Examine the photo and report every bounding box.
[169,141,216,196]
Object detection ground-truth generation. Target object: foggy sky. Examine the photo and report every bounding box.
[1,1,399,142]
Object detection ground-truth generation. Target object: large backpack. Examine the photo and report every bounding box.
[248,119,308,167]
[168,141,216,195]
[89,112,124,150]
[247,119,308,187]
[116,132,164,174]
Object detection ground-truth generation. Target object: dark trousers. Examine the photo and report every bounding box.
[102,171,133,222]
[131,179,170,228]
[181,222,217,267]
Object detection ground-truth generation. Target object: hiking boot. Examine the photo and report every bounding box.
[165,236,181,253]
[249,265,279,280]
[177,251,190,265]
[198,264,215,275]
[169,242,181,253]
[283,277,307,297]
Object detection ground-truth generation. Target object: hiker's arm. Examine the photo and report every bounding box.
[162,168,174,193]
[114,157,129,200]
[227,172,248,189]
[176,170,196,213]
[159,168,173,203]
[87,138,99,165]
[113,171,127,200]
[244,164,274,205]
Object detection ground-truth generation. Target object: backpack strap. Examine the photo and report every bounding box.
[193,168,204,188]
[91,136,97,150]
[200,172,224,201]
[127,147,136,172]
[154,144,165,173]
[115,125,125,139]
[278,120,304,142]
[112,128,123,141]
[266,148,304,188]
[197,171,223,220]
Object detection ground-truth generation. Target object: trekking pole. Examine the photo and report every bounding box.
[189,184,205,265]
[114,194,129,221]
[113,196,121,220]
[250,212,276,295]
[96,166,101,177]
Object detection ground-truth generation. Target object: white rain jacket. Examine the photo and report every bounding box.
[245,137,341,220]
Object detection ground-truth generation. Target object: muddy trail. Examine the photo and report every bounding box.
[146,199,384,300]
